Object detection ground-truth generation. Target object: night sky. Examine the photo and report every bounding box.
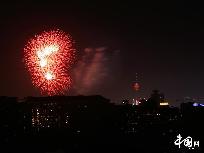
[0,1,204,105]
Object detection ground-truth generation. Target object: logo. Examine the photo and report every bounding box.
[174,134,199,149]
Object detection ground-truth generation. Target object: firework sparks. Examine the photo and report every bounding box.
[24,29,75,95]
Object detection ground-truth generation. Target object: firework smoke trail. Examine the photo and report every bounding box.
[72,47,120,95]
[24,29,75,96]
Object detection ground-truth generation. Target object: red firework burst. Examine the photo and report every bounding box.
[24,29,75,96]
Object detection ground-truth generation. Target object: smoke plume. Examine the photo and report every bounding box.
[71,47,120,95]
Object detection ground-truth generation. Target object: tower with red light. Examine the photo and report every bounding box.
[132,73,141,105]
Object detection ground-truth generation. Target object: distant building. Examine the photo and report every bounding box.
[141,90,169,110]
[20,95,114,132]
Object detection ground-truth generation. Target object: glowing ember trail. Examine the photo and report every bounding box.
[24,29,75,95]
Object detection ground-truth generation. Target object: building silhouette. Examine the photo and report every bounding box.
[0,95,203,153]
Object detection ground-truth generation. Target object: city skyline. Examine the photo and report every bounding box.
[0,94,202,152]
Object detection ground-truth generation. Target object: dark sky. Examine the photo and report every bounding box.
[0,1,204,105]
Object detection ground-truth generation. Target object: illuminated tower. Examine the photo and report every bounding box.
[133,73,140,91]
[132,73,141,105]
